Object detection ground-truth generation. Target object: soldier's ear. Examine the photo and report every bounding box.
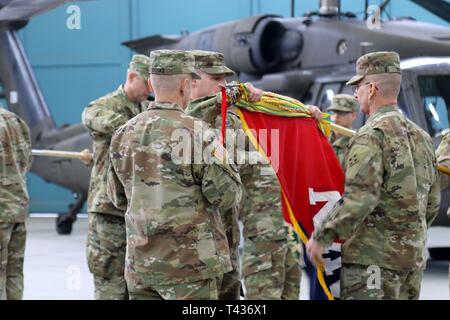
[127,71,137,83]
[368,83,378,100]
[180,77,190,94]
[147,79,153,91]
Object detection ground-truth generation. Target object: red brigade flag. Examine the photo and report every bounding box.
[229,86,345,299]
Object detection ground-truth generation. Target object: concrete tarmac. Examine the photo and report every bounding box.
[22,218,449,300]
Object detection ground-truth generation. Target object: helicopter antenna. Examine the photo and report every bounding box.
[338,0,341,20]
[364,0,369,20]
[291,0,295,17]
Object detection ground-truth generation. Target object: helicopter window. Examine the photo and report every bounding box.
[318,83,342,110]
[418,75,450,137]
[199,31,214,51]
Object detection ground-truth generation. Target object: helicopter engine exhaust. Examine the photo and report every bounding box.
[166,15,303,75]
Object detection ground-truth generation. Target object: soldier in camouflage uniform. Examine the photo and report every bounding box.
[0,105,32,300]
[185,50,242,300]
[106,50,243,300]
[239,163,303,300]
[307,51,441,300]
[81,54,151,300]
[186,50,302,300]
[436,132,450,292]
[437,132,450,191]
[327,94,359,168]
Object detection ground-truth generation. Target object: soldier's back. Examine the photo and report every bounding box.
[110,102,235,287]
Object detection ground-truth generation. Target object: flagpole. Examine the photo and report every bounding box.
[329,122,356,137]
[328,122,450,175]
[31,149,91,160]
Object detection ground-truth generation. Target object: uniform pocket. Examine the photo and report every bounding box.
[196,222,218,267]
[242,239,273,277]
[86,214,125,279]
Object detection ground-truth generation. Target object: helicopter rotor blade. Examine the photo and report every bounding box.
[0,0,78,22]
[410,0,450,23]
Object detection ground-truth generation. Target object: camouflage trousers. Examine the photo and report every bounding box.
[0,223,26,300]
[86,212,128,300]
[128,277,221,300]
[242,237,301,300]
[341,263,422,300]
[219,207,241,300]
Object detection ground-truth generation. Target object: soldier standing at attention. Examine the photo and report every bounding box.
[186,50,314,300]
[107,50,243,300]
[0,104,32,300]
[327,94,359,168]
[82,54,151,300]
[436,132,450,292]
[304,94,358,299]
[307,51,441,300]
[186,50,263,300]
[437,132,450,191]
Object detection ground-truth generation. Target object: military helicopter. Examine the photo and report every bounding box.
[125,0,450,245]
[0,0,449,243]
[0,0,91,234]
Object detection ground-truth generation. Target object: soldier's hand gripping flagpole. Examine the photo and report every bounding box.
[31,148,93,165]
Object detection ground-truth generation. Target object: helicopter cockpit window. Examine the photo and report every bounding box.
[318,83,342,110]
[418,75,450,138]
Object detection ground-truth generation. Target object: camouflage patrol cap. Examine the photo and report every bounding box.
[149,50,200,79]
[346,51,401,86]
[191,50,235,76]
[327,94,359,113]
[129,54,151,79]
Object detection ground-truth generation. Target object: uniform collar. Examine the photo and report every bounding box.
[117,85,133,103]
[149,101,184,112]
[186,94,218,119]
[117,85,142,110]
[367,104,399,123]
[332,135,350,147]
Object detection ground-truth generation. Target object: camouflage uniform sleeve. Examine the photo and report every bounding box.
[192,125,243,209]
[0,115,32,175]
[82,102,131,135]
[425,170,441,226]
[313,132,383,247]
[106,161,127,212]
[106,131,127,211]
[17,117,32,173]
[437,133,450,190]
[201,161,242,210]
[212,109,250,173]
